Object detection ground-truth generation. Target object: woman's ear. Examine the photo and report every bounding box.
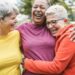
[0,18,1,21]
[0,18,4,24]
[64,18,68,24]
[0,18,3,22]
[0,18,2,24]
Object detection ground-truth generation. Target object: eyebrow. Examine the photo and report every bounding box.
[33,5,47,8]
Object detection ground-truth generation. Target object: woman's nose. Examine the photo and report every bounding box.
[36,7,41,11]
[47,24,53,29]
[15,19,18,23]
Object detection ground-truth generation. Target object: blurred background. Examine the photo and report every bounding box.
[4,0,75,73]
[6,0,75,25]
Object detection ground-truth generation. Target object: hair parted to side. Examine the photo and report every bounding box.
[0,0,19,20]
[33,0,51,6]
[45,5,68,19]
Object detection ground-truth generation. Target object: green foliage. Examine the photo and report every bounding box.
[16,19,31,26]
[50,0,60,4]
[19,0,75,21]
[51,0,70,11]
[19,0,33,17]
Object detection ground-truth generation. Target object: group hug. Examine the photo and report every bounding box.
[0,0,75,75]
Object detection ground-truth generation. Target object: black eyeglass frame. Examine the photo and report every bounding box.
[47,18,64,27]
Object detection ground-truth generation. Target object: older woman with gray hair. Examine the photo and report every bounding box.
[0,1,22,75]
[24,5,75,75]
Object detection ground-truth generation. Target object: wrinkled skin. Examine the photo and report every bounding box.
[0,13,18,35]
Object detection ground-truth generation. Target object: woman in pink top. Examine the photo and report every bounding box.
[17,0,56,75]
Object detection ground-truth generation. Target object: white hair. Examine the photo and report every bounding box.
[0,0,19,20]
[45,5,68,19]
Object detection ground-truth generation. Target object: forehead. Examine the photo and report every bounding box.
[33,0,48,6]
[8,13,17,16]
[46,14,57,21]
[6,13,17,20]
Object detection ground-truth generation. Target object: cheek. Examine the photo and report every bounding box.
[12,20,17,24]
[42,10,45,16]
[55,25,61,31]
[32,9,35,16]
[8,20,14,25]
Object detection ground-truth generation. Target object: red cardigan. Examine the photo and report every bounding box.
[25,25,75,75]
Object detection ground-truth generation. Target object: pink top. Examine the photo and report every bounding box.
[17,22,56,75]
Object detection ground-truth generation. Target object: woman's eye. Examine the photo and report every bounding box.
[47,22,50,25]
[11,17,15,20]
[40,7,45,9]
[33,6,37,8]
[52,20,56,23]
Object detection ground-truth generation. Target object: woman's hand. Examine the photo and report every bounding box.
[21,58,25,65]
[21,58,26,69]
[69,27,75,42]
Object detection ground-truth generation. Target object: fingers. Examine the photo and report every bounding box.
[69,27,75,42]
[68,27,75,32]
[69,31,75,42]
[69,31,75,38]
[66,27,75,42]
[70,35,75,42]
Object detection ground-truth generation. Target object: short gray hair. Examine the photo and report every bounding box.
[0,1,19,20]
[45,5,68,19]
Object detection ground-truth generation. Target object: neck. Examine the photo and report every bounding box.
[0,28,10,36]
[32,21,46,27]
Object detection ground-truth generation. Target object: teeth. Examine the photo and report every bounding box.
[51,29,57,32]
[11,25,14,27]
[34,14,42,17]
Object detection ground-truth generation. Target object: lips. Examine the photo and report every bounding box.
[34,13,42,19]
[50,28,58,34]
[10,24,15,28]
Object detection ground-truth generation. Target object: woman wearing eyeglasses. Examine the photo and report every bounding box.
[24,5,75,75]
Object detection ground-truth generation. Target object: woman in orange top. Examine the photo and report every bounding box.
[24,5,75,75]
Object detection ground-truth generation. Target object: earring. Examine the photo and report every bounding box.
[64,19,68,23]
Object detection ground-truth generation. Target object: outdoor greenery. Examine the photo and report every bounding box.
[19,0,33,17]
[19,0,75,21]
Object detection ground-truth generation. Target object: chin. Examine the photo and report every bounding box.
[10,27,15,31]
[35,19,42,22]
[34,21,43,26]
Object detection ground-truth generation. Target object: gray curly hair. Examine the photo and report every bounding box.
[0,1,19,20]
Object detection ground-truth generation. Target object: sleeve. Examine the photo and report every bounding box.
[25,34,75,74]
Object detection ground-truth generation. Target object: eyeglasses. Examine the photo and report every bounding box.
[47,18,64,28]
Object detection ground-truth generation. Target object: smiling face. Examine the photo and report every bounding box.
[32,0,49,26]
[46,14,66,37]
[4,13,18,30]
[0,13,18,35]
[2,13,17,29]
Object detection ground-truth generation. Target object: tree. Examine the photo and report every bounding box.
[50,0,73,21]
[19,0,74,20]
[19,0,33,18]
[68,0,75,21]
